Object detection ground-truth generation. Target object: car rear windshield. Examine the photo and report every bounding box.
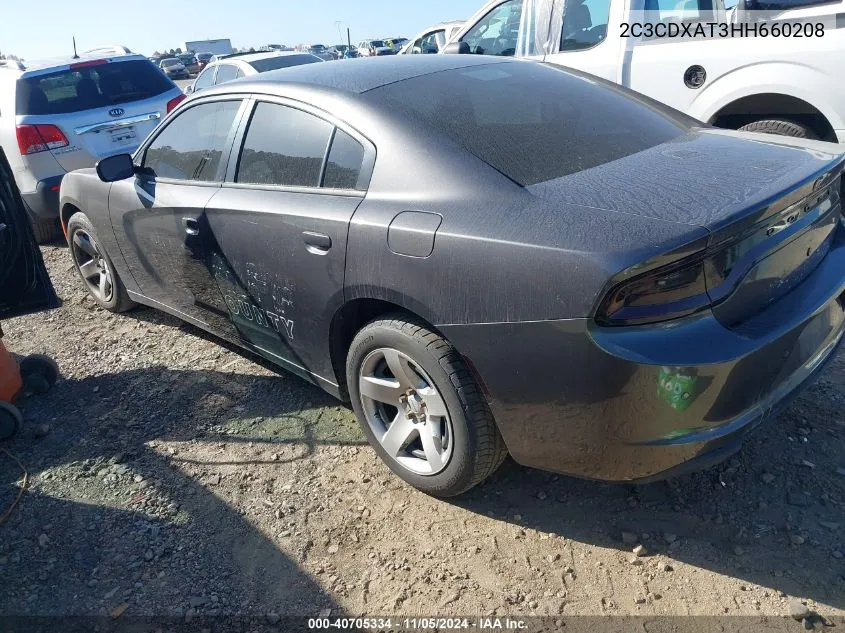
[367,62,697,186]
[249,55,322,73]
[16,60,173,116]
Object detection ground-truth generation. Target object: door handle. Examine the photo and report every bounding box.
[182,217,200,236]
[302,231,331,253]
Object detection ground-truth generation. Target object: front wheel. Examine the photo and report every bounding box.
[346,316,507,497]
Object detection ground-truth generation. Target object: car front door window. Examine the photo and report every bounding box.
[561,0,612,50]
[143,101,242,182]
[461,0,524,56]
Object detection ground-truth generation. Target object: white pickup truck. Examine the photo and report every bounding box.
[443,0,845,142]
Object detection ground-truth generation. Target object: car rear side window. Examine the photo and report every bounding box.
[16,60,174,116]
[323,130,364,190]
[143,100,241,182]
[236,102,333,188]
[368,62,695,186]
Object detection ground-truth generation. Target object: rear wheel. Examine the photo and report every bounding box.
[347,316,507,497]
[67,212,136,313]
[738,119,817,139]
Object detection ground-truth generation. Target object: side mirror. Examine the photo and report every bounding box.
[96,153,135,183]
[442,41,470,55]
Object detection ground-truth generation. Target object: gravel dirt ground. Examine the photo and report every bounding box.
[1,244,844,629]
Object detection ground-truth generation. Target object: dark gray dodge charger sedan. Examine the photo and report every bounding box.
[59,55,845,497]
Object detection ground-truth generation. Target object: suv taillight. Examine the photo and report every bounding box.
[16,124,69,155]
[167,94,187,113]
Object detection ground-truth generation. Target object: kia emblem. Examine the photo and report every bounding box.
[109,108,125,118]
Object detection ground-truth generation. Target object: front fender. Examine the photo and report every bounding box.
[689,61,845,134]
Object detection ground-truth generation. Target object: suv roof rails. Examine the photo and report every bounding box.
[82,45,134,56]
[0,59,26,71]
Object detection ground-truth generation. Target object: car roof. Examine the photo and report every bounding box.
[216,51,311,63]
[226,54,511,95]
[1,52,150,78]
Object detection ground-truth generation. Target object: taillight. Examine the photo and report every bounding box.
[167,94,187,113]
[596,255,710,326]
[15,124,69,155]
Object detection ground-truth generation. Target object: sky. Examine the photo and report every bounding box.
[0,0,484,60]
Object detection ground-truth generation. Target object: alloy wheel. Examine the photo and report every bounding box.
[71,230,113,303]
[358,348,453,476]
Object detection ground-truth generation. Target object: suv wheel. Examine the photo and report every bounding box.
[346,316,507,497]
[31,219,60,244]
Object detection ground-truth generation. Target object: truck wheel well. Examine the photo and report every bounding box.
[329,298,439,401]
[709,93,837,142]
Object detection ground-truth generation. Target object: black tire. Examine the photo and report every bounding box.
[346,316,507,497]
[31,218,60,244]
[20,354,60,395]
[67,212,136,313]
[738,119,817,139]
[0,402,22,440]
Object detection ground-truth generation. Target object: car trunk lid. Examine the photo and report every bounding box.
[528,129,845,326]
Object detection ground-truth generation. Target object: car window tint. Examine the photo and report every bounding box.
[193,67,215,91]
[460,0,523,56]
[143,100,241,181]
[15,60,173,116]
[236,102,333,187]
[248,54,322,72]
[369,62,693,186]
[323,129,364,190]
[561,0,612,50]
[215,64,239,84]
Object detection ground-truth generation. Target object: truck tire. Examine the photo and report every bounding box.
[738,119,817,140]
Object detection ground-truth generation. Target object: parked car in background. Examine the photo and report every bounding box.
[308,45,334,61]
[385,37,409,51]
[60,56,845,497]
[195,52,213,70]
[177,53,200,75]
[445,0,845,142]
[159,58,189,80]
[186,51,324,94]
[357,39,393,56]
[328,44,349,60]
[148,56,162,66]
[0,51,184,241]
[401,22,464,54]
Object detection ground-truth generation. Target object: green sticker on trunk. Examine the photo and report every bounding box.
[658,367,698,411]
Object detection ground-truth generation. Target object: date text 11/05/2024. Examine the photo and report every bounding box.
[307,617,528,630]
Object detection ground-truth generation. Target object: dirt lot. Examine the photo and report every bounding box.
[1,244,844,629]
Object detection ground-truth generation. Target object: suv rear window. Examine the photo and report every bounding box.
[367,62,696,186]
[16,60,173,116]
[249,55,322,73]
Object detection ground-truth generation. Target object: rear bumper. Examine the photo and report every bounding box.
[441,223,845,482]
[21,175,63,220]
